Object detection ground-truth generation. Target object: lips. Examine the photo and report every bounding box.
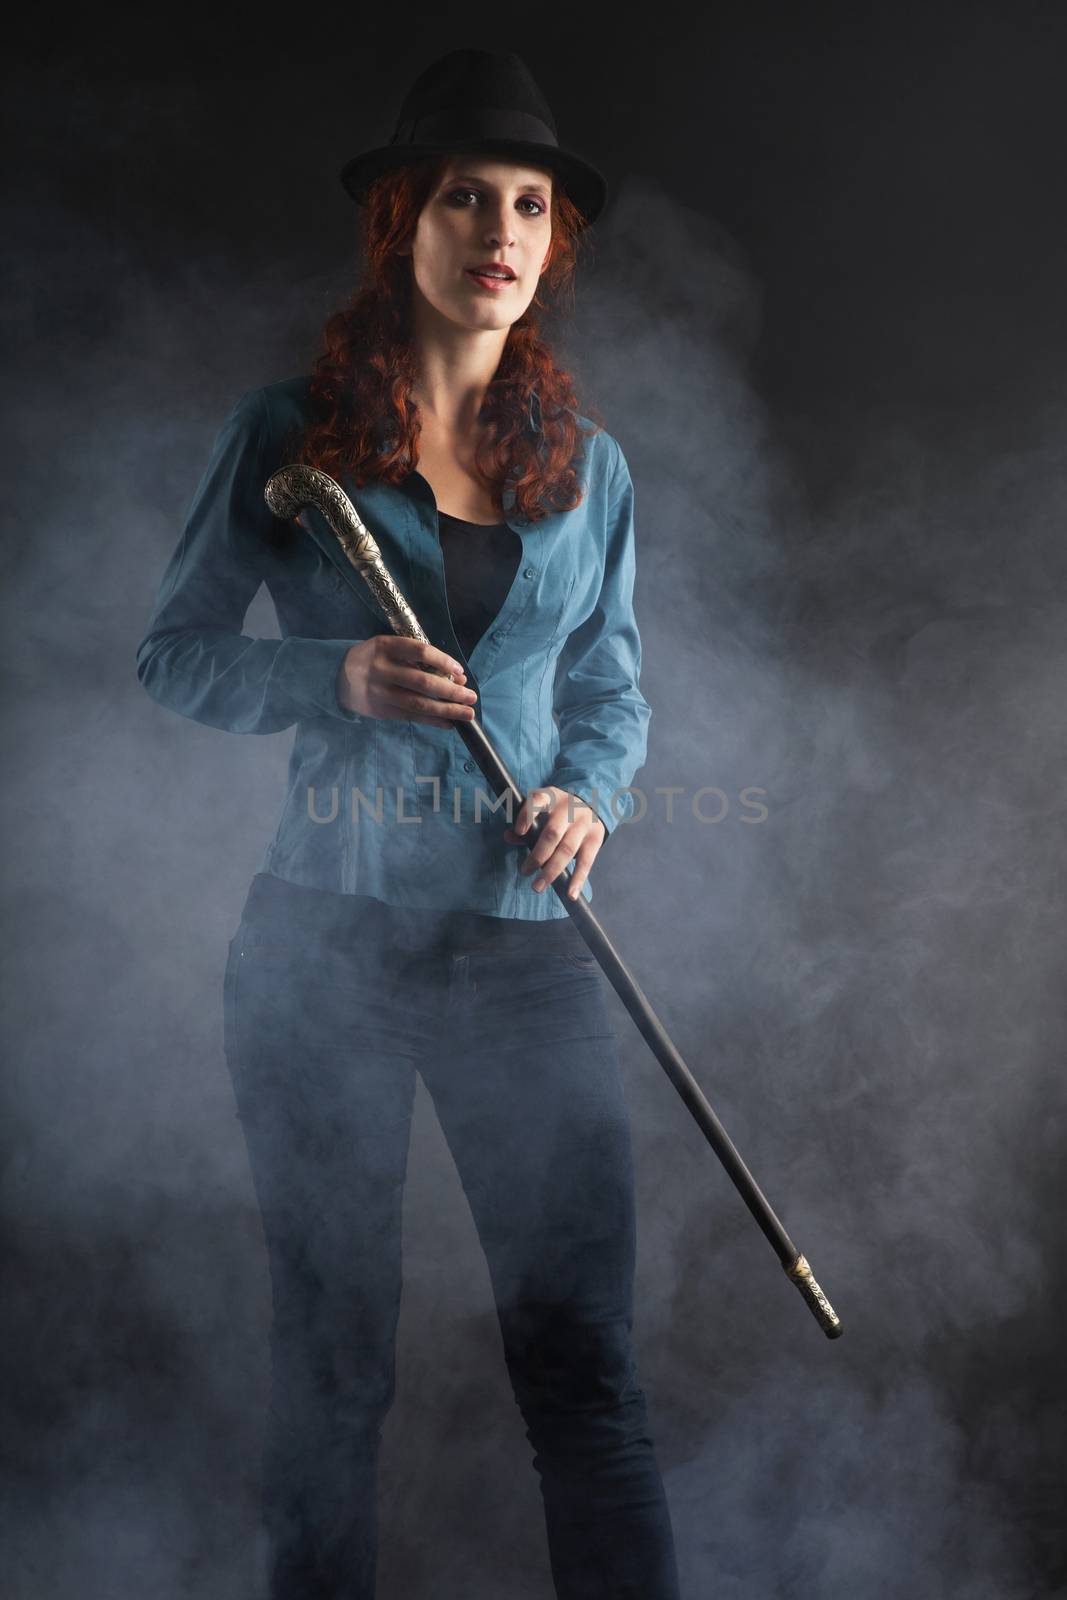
[466,268,515,287]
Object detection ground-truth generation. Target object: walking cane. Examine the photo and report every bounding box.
[264,464,842,1340]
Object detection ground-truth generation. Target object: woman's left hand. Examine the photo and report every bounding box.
[503,786,606,900]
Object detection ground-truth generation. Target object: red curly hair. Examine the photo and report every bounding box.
[295,152,605,525]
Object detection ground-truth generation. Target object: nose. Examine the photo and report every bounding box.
[483,199,516,252]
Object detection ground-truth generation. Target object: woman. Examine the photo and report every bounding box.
[137,47,681,1600]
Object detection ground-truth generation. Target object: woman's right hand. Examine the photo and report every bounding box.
[335,636,479,729]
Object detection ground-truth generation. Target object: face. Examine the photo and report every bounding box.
[401,154,554,333]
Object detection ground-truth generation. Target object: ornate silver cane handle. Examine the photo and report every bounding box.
[264,464,426,643]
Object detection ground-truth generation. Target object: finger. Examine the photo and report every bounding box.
[419,668,478,704]
[380,653,472,697]
[387,663,478,707]
[565,837,599,900]
[423,641,469,682]
[377,690,477,722]
[384,638,467,683]
[513,787,556,837]
[376,661,476,710]
[521,815,578,882]
[527,837,580,892]
[531,814,604,892]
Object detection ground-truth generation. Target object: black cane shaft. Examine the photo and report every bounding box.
[454,721,789,1257]
[454,718,842,1337]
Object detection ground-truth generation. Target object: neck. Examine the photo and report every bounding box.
[408,302,510,434]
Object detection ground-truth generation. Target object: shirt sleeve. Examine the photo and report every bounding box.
[135,387,362,734]
[547,438,652,836]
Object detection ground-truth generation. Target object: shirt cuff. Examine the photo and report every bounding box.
[273,636,364,723]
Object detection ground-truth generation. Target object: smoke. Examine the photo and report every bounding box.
[566,175,1065,1596]
[4,73,1063,1600]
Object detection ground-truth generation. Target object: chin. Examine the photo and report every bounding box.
[457,306,520,331]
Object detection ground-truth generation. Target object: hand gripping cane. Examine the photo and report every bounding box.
[265,464,842,1339]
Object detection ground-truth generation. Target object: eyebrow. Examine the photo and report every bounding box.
[448,173,552,197]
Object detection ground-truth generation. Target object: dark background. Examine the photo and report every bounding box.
[4,4,1065,1596]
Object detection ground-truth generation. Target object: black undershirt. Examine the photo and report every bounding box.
[436,509,522,662]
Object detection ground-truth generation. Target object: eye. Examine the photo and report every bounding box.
[446,187,546,216]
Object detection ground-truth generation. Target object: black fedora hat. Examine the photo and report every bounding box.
[339,47,608,227]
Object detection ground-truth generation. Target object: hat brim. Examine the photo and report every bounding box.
[339,137,607,227]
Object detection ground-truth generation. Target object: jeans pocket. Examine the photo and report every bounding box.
[233,926,325,977]
[237,941,304,970]
[222,922,302,1067]
[560,949,598,970]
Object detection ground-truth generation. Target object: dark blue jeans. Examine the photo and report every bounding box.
[222,874,681,1599]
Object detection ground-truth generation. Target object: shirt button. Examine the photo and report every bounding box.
[463,760,474,773]
[523,567,535,580]
[492,630,503,641]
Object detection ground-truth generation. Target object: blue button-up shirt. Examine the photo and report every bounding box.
[135,377,651,919]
